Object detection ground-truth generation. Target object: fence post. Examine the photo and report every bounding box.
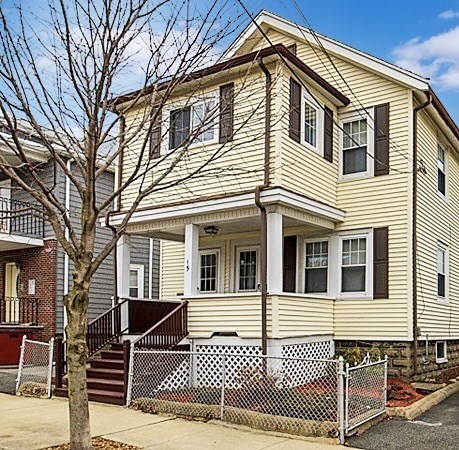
[337,356,345,445]
[123,340,131,404]
[15,334,27,394]
[125,343,135,407]
[55,335,64,388]
[47,337,54,398]
[384,355,388,407]
[220,353,226,420]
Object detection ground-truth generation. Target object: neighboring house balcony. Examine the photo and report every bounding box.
[0,197,44,250]
[111,187,350,341]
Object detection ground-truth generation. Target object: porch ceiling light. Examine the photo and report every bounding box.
[204,225,219,236]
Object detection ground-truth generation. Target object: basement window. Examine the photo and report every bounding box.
[435,341,447,363]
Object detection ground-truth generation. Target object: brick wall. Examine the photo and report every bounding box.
[0,240,57,341]
[335,339,459,382]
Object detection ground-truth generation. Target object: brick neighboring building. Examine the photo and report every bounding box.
[0,143,159,365]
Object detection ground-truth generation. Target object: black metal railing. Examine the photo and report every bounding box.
[0,196,44,238]
[0,296,39,325]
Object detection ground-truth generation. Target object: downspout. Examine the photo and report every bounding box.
[255,56,271,356]
[412,91,432,375]
[105,210,119,305]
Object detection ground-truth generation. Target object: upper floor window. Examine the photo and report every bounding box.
[305,241,328,293]
[437,244,447,302]
[437,144,446,196]
[304,103,318,148]
[341,236,367,294]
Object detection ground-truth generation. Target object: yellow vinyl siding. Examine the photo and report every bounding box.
[120,68,280,210]
[160,240,184,301]
[276,294,334,338]
[416,110,459,338]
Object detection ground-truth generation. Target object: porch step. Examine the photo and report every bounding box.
[100,350,124,360]
[54,387,124,406]
[90,358,124,370]
[87,378,124,393]
[86,367,124,381]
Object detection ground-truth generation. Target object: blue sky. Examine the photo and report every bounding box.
[243,0,459,122]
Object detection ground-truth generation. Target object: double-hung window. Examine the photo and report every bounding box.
[305,241,328,293]
[168,96,217,151]
[237,246,259,292]
[129,264,145,298]
[437,244,447,301]
[342,119,367,175]
[438,144,446,196]
[304,102,318,148]
[341,237,367,293]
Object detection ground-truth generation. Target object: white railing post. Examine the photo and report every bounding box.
[220,353,226,420]
[337,356,345,445]
[15,335,27,394]
[47,337,54,398]
[384,354,388,407]
[126,343,135,407]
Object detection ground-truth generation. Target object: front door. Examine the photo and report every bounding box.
[5,263,19,322]
[283,236,297,293]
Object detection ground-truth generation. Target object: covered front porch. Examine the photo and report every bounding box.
[114,187,345,343]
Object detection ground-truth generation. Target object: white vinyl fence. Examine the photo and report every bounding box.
[126,348,387,443]
[16,335,54,398]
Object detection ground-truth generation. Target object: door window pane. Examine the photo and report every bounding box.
[200,252,218,293]
[129,269,139,298]
[238,250,257,291]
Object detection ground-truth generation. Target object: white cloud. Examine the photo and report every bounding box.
[438,10,459,19]
[393,26,459,90]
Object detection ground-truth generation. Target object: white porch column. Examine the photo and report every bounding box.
[267,212,283,293]
[184,224,199,296]
[117,234,131,333]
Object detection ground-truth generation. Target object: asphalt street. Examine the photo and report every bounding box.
[348,391,459,450]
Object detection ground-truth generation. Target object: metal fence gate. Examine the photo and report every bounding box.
[345,356,388,434]
[16,335,54,398]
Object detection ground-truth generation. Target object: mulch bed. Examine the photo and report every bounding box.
[387,377,424,407]
[41,437,141,449]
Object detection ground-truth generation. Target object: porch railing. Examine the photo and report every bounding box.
[87,298,128,356]
[132,301,188,349]
[0,196,44,238]
[0,297,39,325]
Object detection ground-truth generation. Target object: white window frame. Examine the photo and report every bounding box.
[435,341,447,363]
[235,245,260,293]
[129,264,145,298]
[339,109,374,180]
[198,248,221,294]
[437,143,448,200]
[304,238,329,295]
[437,243,448,303]
[301,90,324,155]
[336,230,373,299]
[162,91,219,154]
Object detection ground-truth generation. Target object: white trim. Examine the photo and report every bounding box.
[339,108,375,180]
[301,90,324,156]
[148,238,153,299]
[129,263,145,298]
[435,341,447,363]
[223,11,429,91]
[107,187,345,227]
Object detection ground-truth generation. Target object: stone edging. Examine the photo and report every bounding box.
[387,381,459,420]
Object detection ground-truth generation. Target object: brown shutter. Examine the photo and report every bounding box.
[283,235,297,293]
[289,78,301,142]
[286,43,297,56]
[373,227,389,299]
[219,83,234,143]
[374,103,390,176]
[323,106,333,163]
[149,106,162,158]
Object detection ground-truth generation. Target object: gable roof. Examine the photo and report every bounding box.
[111,43,349,108]
[225,10,430,92]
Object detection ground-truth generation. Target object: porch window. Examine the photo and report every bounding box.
[437,244,447,301]
[341,237,366,292]
[237,247,259,291]
[199,250,219,293]
[305,241,328,293]
[129,264,144,298]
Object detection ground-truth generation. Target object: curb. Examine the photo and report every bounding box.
[386,380,459,420]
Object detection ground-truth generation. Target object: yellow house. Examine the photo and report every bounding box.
[110,11,459,380]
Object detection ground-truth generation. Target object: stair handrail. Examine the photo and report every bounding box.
[87,297,129,356]
[132,300,188,349]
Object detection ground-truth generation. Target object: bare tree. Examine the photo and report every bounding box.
[0,1,275,448]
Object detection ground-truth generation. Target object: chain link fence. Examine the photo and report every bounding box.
[128,348,343,439]
[16,336,54,398]
[345,357,388,433]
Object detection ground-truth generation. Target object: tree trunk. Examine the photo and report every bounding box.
[64,280,92,450]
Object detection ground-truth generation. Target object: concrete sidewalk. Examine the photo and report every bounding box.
[0,394,348,449]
